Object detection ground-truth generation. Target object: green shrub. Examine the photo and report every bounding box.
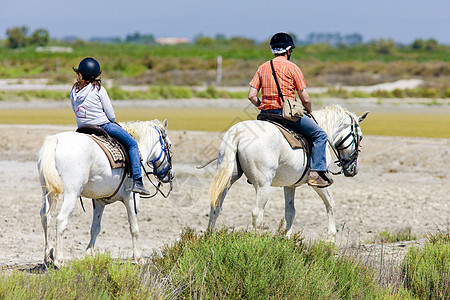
[194,86,221,99]
[403,241,450,299]
[0,254,160,299]
[151,227,395,299]
[350,90,370,98]
[375,229,418,244]
[108,86,127,100]
[426,225,450,244]
[392,88,405,98]
[326,87,351,99]
[371,90,395,98]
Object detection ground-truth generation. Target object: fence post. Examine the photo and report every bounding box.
[216,55,222,85]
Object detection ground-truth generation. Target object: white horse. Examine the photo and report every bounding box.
[37,119,173,268]
[208,105,369,240]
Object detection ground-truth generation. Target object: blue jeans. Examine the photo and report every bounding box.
[101,122,142,180]
[260,109,328,171]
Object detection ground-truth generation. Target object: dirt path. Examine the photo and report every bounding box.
[0,120,448,270]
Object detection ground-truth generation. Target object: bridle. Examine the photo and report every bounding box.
[140,126,173,199]
[330,115,361,177]
[310,113,361,177]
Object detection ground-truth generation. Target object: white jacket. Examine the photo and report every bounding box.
[70,83,116,128]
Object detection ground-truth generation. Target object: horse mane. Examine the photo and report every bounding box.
[313,105,357,137]
[119,119,166,144]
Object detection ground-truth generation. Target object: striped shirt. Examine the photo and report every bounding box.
[249,56,306,110]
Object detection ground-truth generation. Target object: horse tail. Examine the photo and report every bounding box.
[37,135,63,209]
[209,127,239,208]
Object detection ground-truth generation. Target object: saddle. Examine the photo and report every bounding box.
[257,114,310,151]
[76,125,129,171]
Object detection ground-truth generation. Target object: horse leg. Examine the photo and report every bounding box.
[86,199,106,257]
[312,187,337,242]
[283,186,296,237]
[123,195,142,264]
[40,190,54,266]
[54,191,77,268]
[252,185,271,229]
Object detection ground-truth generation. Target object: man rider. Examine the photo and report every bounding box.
[248,32,333,188]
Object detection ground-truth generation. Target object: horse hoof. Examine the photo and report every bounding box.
[134,256,146,266]
[85,248,95,257]
[44,248,55,267]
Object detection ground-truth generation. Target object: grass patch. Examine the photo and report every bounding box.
[372,228,418,244]
[151,227,398,299]
[1,106,449,138]
[2,227,448,299]
[0,87,249,102]
[0,254,163,299]
[402,226,450,299]
[361,112,450,138]
[0,106,259,132]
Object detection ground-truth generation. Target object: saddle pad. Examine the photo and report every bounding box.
[256,114,308,149]
[272,123,305,149]
[89,134,126,169]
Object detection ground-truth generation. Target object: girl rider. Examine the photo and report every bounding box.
[71,57,151,195]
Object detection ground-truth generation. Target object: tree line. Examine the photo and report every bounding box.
[5,26,49,48]
[2,26,445,51]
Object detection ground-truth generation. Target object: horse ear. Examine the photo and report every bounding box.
[163,119,168,129]
[358,111,369,123]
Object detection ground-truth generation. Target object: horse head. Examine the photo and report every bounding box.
[123,119,174,185]
[331,110,369,177]
[146,119,174,184]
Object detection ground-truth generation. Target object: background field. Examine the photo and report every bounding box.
[0,105,449,138]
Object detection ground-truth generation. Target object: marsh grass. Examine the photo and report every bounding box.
[373,228,418,244]
[0,254,165,299]
[2,227,449,299]
[1,106,449,138]
[361,112,450,138]
[151,227,397,299]
[402,231,450,299]
[0,106,259,132]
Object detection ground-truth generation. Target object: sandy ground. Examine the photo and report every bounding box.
[0,102,449,271]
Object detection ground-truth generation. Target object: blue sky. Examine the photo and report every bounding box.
[1,0,449,44]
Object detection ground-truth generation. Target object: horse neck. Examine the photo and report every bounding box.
[122,122,162,163]
[313,108,347,143]
[140,127,162,162]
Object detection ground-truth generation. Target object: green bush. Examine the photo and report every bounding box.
[392,88,405,98]
[371,90,395,98]
[350,90,370,98]
[326,87,351,99]
[0,254,160,299]
[151,227,395,299]
[403,241,450,299]
[426,225,450,244]
[374,229,418,244]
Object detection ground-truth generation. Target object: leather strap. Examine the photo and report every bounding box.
[270,60,284,102]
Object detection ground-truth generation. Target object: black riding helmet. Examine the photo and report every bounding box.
[76,57,101,80]
[270,32,295,53]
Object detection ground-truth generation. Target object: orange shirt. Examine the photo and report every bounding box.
[249,56,306,110]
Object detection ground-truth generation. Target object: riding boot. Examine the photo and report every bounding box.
[132,177,151,195]
[308,170,333,188]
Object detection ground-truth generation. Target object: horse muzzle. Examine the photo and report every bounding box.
[343,161,358,177]
[159,169,174,183]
